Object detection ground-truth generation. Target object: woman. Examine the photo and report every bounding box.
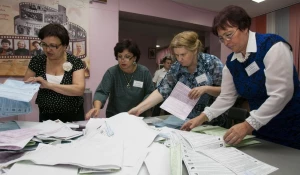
[128,31,223,122]
[24,23,85,122]
[181,5,300,149]
[85,39,154,119]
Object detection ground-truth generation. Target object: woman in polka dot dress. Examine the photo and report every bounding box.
[24,24,85,122]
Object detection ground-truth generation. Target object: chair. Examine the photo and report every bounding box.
[226,107,249,128]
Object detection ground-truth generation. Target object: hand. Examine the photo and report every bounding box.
[25,77,50,89]
[223,121,254,145]
[85,108,100,120]
[188,86,207,99]
[180,114,208,131]
[128,107,143,116]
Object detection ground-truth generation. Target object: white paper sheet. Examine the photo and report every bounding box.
[160,82,199,120]
[8,162,78,175]
[201,147,278,175]
[0,79,40,102]
[144,143,171,175]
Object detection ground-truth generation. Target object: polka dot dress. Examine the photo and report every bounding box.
[28,53,84,113]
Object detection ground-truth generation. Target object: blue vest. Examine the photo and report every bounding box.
[225,33,300,149]
[226,33,300,112]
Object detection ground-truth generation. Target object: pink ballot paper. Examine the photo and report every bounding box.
[160,82,199,120]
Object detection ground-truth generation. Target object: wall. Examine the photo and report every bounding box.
[119,30,157,75]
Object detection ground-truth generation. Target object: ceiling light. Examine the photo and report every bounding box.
[156,45,160,48]
[252,0,265,3]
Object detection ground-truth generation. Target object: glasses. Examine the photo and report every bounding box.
[117,55,134,61]
[218,29,238,43]
[40,42,62,50]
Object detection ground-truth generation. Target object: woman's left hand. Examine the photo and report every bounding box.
[223,121,254,145]
[188,86,207,99]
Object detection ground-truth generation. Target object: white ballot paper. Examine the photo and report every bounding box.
[160,82,199,120]
[0,79,40,102]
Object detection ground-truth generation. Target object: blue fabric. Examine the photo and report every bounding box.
[157,53,223,119]
[226,33,300,149]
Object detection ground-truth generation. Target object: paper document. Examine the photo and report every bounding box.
[0,121,20,132]
[0,97,32,118]
[160,82,199,120]
[0,79,40,102]
[8,161,78,175]
[153,115,186,129]
[201,147,278,175]
[178,130,225,151]
[2,136,124,171]
[192,125,260,147]
[182,147,235,175]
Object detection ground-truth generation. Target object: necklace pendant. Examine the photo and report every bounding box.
[127,84,130,88]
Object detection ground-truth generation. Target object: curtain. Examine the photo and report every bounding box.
[289,3,300,75]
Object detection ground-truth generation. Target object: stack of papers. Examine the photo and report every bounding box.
[32,120,83,141]
[192,125,260,147]
[2,136,124,171]
[0,128,39,150]
[0,79,40,118]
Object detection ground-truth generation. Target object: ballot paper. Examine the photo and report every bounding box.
[0,79,40,102]
[192,125,260,147]
[160,82,199,120]
[178,130,225,151]
[0,97,32,118]
[1,136,124,171]
[201,147,278,175]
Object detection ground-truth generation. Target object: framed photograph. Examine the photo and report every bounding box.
[148,47,156,59]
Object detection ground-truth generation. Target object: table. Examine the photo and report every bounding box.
[16,121,300,175]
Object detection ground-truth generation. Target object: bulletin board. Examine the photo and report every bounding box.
[0,0,90,77]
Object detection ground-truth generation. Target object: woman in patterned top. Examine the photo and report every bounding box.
[181,6,300,149]
[129,31,223,123]
[24,23,85,122]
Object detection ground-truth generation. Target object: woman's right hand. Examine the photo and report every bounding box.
[128,107,143,116]
[180,114,208,131]
[85,108,100,120]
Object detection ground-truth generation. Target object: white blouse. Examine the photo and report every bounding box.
[204,31,294,130]
[46,74,64,84]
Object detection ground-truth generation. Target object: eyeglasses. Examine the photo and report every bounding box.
[40,42,62,50]
[218,29,238,43]
[117,55,134,61]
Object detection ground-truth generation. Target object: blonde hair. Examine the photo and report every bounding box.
[169,31,203,55]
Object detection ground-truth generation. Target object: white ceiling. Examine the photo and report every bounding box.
[172,0,300,17]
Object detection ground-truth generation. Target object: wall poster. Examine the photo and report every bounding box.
[0,0,90,77]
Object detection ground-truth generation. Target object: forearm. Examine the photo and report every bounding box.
[204,86,221,97]
[93,100,102,109]
[48,83,84,96]
[137,89,163,113]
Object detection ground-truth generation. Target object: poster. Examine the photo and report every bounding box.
[0,0,90,77]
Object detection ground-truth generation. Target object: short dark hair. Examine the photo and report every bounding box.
[32,41,40,46]
[114,39,141,62]
[1,39,11,45]
[38,23,69,46]
[212,5,251,36]
[162,56,172,63]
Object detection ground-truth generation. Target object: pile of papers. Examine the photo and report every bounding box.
[191,125,261,147]
[0,79,40,118]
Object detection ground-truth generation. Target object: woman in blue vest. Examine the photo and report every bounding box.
[181,5,300,149]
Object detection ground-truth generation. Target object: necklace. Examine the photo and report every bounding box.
[123,73,134,88]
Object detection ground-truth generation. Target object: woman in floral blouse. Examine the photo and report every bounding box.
[129,31,223,124]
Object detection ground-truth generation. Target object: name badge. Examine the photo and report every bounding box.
[245,61,260,76]
[133,80,143,88]
[196,74,207,84]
